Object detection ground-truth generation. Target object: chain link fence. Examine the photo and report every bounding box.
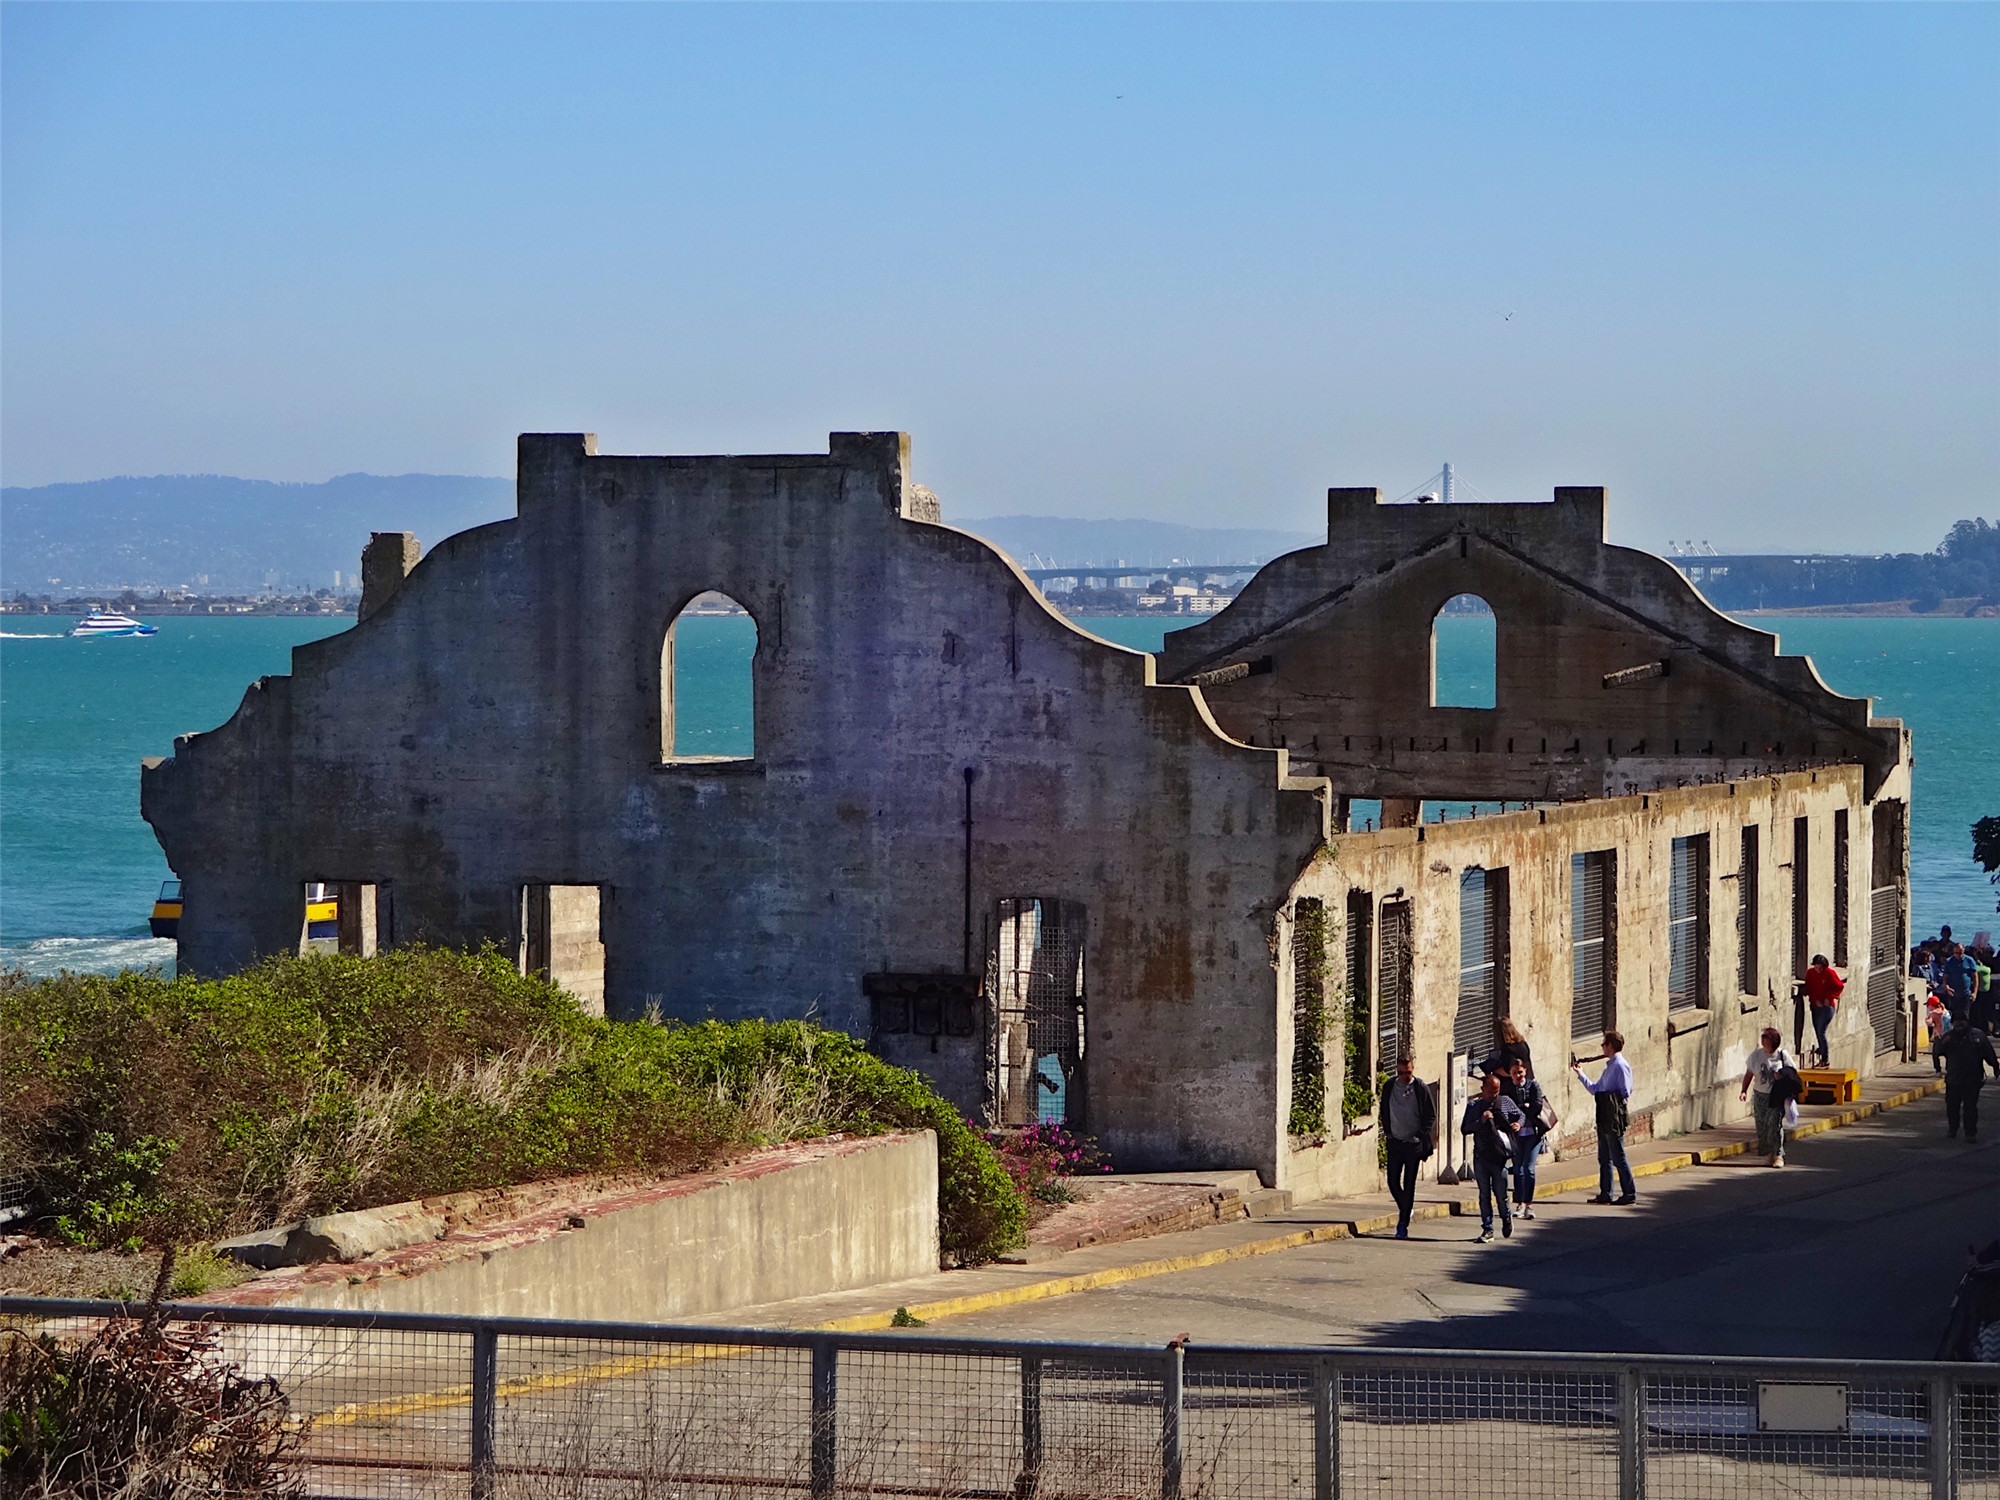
[4,1297,1996,1498]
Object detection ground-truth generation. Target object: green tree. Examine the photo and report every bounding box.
[1974,815,2000,913]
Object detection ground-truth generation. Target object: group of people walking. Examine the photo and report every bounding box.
[1378,1020,1638,1242]
[1920,925,1999,1143]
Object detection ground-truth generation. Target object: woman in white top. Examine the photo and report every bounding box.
[1740,1026,1797,1167]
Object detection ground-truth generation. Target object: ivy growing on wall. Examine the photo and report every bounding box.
[1340,975,1373,1129]
[1288,899,1328,1138]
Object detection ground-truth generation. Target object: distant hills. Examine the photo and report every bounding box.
[0,472,1320,594]
[3,472,1991,610]
[0,473,514,593]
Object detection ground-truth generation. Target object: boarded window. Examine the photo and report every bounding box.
[1670,834,1710,1011]
[1832,808,1850,966]
[1431,594,1496,709]
[520,884,606,1018]
[1867,799,1907,1054]
[662,593,756,761]
[1738,827,1760,995]
[1379,899,1414,1062]
[1792,816,1811,981]
[1867,884,1905,1054]
[1571,851,1615,1040]
[990,898,1087,1127]
[1454,868,1508,1054]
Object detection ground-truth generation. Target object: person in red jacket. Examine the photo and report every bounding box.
[1802,954,1845,1067]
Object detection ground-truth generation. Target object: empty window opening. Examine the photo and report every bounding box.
[1379,899,1414,1062]
[1670,834,1711,1011]
[1738,827,1760,995]
[299,882,339,955]
[520,884,606,1017]
[1571,851,1616,1040]
[1453,867,1509,1054]
[1791,816,1811,982]
[1832,809,1850,966]
[990,898,1086,1127]
[1431,595,1496,709]
[300,882,388,957]
[662,593,756,761]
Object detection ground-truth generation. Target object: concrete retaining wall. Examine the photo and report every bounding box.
[215,1132,937,1322]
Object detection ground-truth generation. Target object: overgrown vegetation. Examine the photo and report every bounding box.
[1288,899,1328,1138]
[0,947,1025,1265]
[0,1252,308,1495]
[1339,976,1373,1131]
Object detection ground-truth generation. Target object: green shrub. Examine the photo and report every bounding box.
[0,948,1025,1265]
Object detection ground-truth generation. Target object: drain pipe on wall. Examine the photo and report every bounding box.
[962,767,977,974]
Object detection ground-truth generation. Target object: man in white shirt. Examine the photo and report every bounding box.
[1574,1031,1636,1205]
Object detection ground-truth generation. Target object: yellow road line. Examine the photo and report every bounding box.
[302,1072,1948,1423]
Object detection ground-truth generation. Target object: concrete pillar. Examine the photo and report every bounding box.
[359,532,421,623]
[1382,798,1421,829]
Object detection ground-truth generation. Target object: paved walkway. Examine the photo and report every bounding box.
[703,1059,1949,1337]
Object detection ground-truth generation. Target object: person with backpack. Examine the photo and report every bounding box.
[1506,1056,1553,1219]
[1460,1070,1525,1243]
[1740,1026,1801,1167]
[1377,1052,1438,1239]
[1574,1031,1636,1205]
[1939,1022,2000,1143]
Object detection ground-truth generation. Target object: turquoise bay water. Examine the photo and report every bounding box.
[1,613,1992,974]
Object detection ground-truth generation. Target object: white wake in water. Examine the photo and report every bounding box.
[0,632,69,639]
[0,935,177,977]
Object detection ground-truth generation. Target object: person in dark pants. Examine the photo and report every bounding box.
[1507,1057,1552,1219]
[1377,1053,1436,1239]
[1940,1024,1999,1143]
[1460,1070,1525,1243]
[1801,954,1844,1068]
[1575,1030,1636,1204]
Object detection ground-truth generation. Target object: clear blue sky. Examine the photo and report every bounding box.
[4,3,1994,552]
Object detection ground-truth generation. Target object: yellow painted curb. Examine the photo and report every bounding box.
[302,1072,1949,1422]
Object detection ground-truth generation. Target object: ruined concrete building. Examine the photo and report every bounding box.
[143,433,1915,1193]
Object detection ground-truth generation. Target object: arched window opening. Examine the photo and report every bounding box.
[1431,593,1496,708]
[661,592,757,761]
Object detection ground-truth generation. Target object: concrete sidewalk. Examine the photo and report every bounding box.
[702,1058,1944,1334]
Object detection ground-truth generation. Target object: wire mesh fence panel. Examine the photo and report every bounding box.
[1179,1356,1315,1500]
[221,1320,476,1498]
[1963,1375,2000,1500]
[1334,1366,1619,1498]
[1642,1373,1931,1499]
[1027,1357,1167,1499]
[831,1347,1030,1497]
[492,1335,812,1499]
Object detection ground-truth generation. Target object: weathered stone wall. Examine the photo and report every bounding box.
[141,433,1328,1180]
[1280,762,1913,1200]
[1161,488,1902,803]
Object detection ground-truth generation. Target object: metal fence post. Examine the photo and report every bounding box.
[810,1337,838,1500]
[1617,1366,1645,1500]
[1017,1354,1044,1497]
[1312,1356,1339,1500]
[1929,1374,1957,1500]
[1161,1343,1184,1500]
[469,1326,498,1500]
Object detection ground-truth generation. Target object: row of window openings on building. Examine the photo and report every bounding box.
[298,881,608,1011]
[1292,801,1905,1109]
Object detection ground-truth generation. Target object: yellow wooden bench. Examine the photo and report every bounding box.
[1798,1067,1858,1105]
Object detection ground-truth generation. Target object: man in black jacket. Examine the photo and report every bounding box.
[1940,1023,2000,1143]
[1378,1053,1437,1240]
